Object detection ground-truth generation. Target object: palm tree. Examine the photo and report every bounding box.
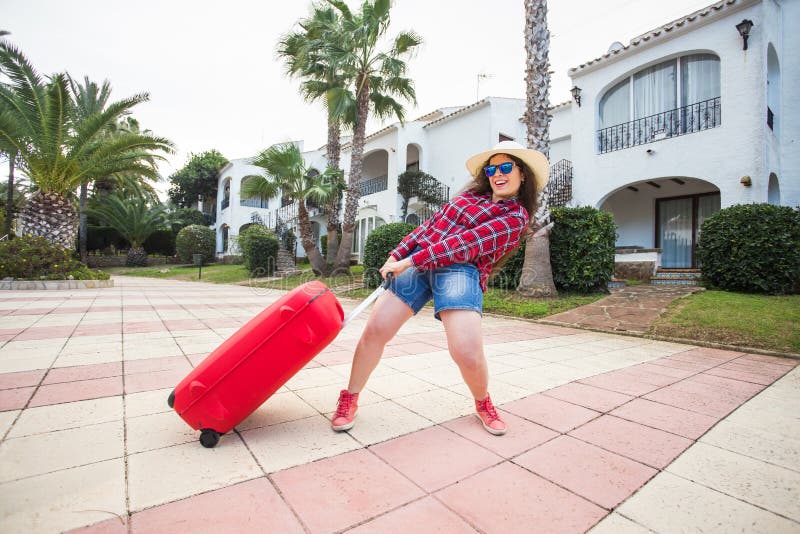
[517,0,558,297]
[278,5,350,264]
[0,42,173,250]
[240,143,338,275]
[88,191,169,266]
[324,0,421,272]
[69,76,112,261]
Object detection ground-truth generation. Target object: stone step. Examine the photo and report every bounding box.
[650,277,701,286]
[655,269,702,280]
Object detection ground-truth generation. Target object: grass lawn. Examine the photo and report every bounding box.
[650,290,800,354]
[104,264,256,284]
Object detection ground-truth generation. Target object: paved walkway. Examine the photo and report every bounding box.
[0,277,797,533]
[546,285,704,333]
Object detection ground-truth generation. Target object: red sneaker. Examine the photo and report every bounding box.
[475,394,507,435]
[331,390,359,431]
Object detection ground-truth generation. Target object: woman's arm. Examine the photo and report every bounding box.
[389,208,443,260]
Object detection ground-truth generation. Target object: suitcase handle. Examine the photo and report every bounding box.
[342,273,393,328]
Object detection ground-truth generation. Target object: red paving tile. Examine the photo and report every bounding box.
[568,415,693,469]
[0,386,35,411]
[442,411,559,459]
[609,398,719,440]
[14,325,75,340]
[125,368,190,394]
[348,496,475,533]
[129,478,303,533]
[688,373,766,397]
[0,369,45,390]
[73,324,121,337]
[542,382,634,412]
[370,426,502,492]
[738,353,797,367]
[43,362,122,385]
[514,435,657,509]
[703,367,781,385]
[502,393,601,432]
[644,380,757,418]
[29,376,123,407]
[271,449,424,534]
[435,461,607,534]
[164,319,209,332]
[578,371,662,396]
[122,321,167,334]
[645,357,714,373]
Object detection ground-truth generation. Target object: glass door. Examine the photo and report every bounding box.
[657,193,720,268]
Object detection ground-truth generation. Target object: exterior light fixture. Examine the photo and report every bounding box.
[736,19,754,50]
[570,86,582,107]
[740,175,752,187]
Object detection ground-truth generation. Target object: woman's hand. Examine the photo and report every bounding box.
[379,256,413,280]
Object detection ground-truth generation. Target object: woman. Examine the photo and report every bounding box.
[332,140,549,435]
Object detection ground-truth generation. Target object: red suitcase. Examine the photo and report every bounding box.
[169,278,389,448]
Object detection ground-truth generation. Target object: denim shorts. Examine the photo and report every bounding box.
[389,261,483,321]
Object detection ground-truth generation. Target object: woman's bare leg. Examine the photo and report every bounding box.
[346,290,414,393]
[439,309,488,400]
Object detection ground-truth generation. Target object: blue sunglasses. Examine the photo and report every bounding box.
[484,162,516,178]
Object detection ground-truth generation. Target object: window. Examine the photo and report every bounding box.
[598,54,720,152]
[499,133,514,142]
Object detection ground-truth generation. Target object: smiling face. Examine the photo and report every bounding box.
[486,154,523,202]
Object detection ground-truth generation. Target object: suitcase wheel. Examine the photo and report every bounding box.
[167,390,175,409]
[200,429,221,448]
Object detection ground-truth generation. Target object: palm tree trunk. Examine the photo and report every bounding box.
[79,183,88,262]
[334,74,370,272]
[517,0,557,298]
[297,201,328,275]
[325,117,341,265]
[4,154,15,238]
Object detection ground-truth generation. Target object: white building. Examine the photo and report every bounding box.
[214,0,797,272]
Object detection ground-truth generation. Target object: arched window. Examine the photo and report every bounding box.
[767,44,780,135]
[598,54,720,152]
[768,173,781,205]
[221,178,232,210]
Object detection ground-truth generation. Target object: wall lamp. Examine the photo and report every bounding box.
[736,19,754,50]
[570,86,582,107]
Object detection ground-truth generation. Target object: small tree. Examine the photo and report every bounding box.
[362,222,415,288]
[237,225,279,275]
[167,150,228,219]
[397,170,444,221]
[88,192,170,266]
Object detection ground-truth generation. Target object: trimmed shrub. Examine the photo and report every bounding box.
[550,206,616,293]
[363,223,416,288]
[320,235,328,258]
[697,204,800,294]
[175,224,215,263]
[143,229,176,256]
[238,225,279,276]
[0,235,109,280]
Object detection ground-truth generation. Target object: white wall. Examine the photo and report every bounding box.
[569,1,778,211]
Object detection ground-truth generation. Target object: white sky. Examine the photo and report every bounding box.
[3,0,714,192]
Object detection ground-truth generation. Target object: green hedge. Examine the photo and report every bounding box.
[697,204,800,294]
[238,225,279,276]
[0,235,110,280]
[550,206,616,293]
[363,223,416,288]
[87,226,128,252]
[175,225,216,263]
[143,229,176,256]
[488,206,616,293]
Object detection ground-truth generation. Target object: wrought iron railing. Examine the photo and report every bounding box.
[597,97,721,154]
[546,159,572,207]
[221,197,230,210]
[360,175,388,196]
[276,202,298,225]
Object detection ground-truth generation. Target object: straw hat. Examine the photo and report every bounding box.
[465,140,549,192]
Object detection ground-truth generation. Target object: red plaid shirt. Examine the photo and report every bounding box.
[390,190,529,291]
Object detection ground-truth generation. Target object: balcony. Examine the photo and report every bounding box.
[597,97,721,154]
[360,175,388,197]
